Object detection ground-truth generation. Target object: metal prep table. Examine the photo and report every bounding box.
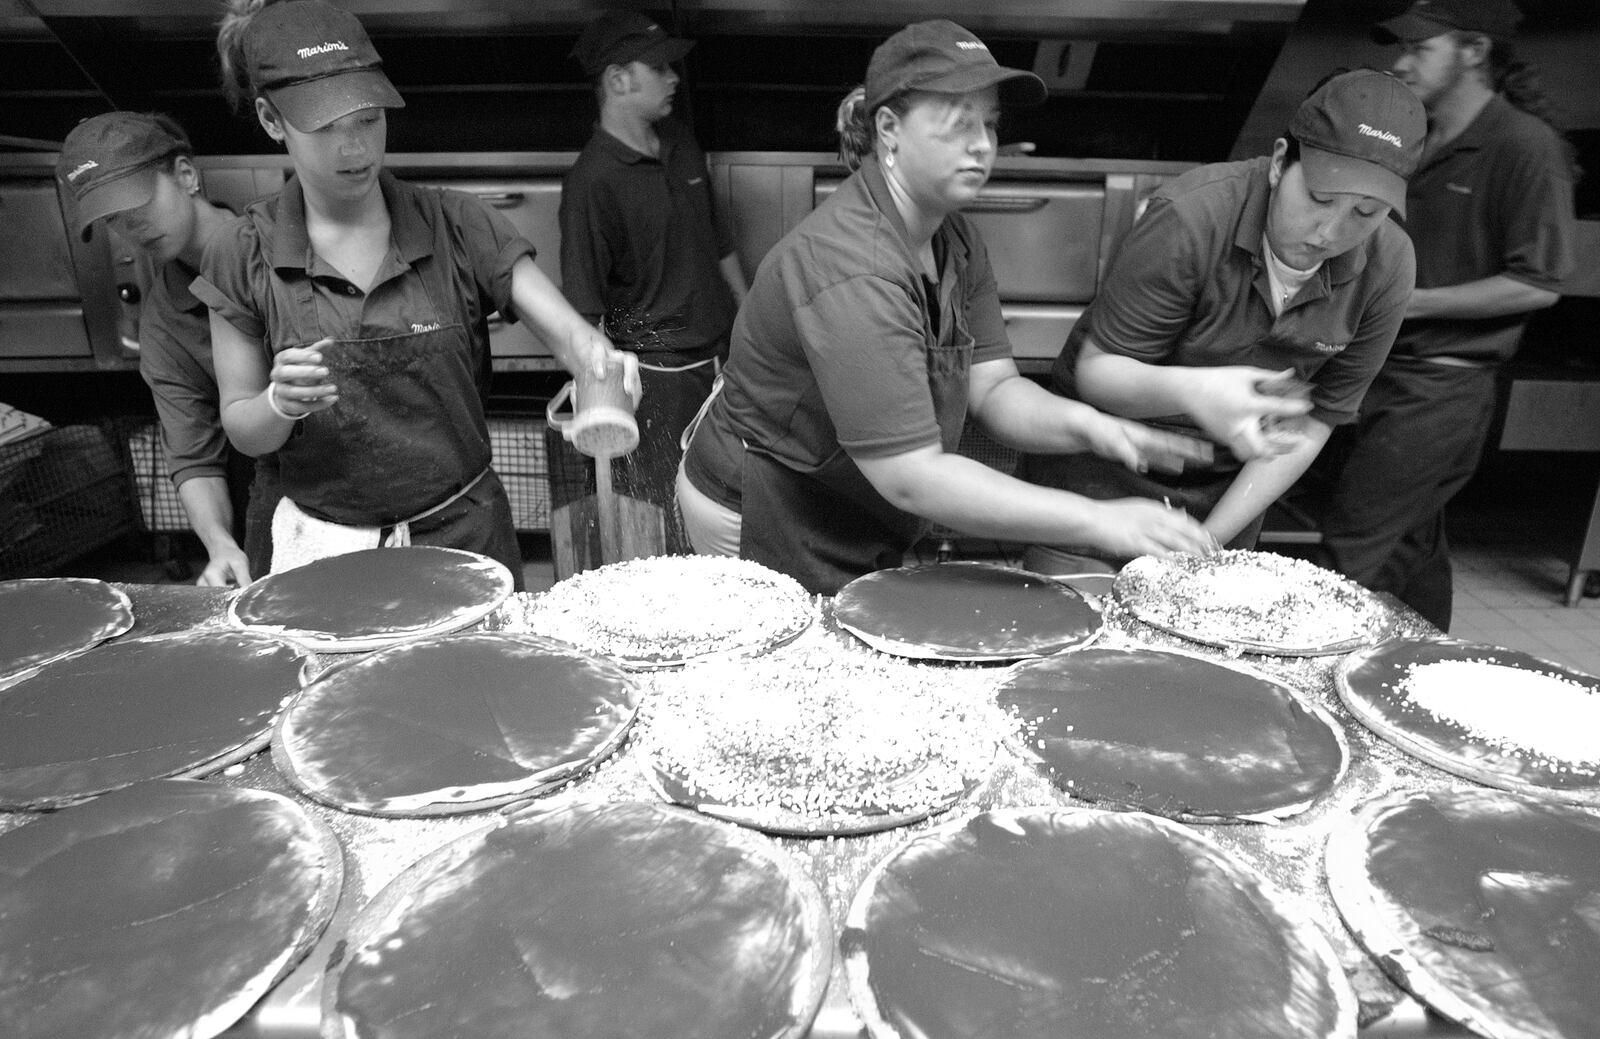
[0,580,1493,1039]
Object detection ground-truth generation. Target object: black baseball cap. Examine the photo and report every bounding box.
[864,20,1046,114]
[1373,0,1523,43]
[241,0,404,132]
[571,11,694,76]
[1289,69,1426,216]
[57,111,191,241]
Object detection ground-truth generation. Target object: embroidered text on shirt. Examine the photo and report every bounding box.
[1446,183,1473,195]
[411,322,441,334]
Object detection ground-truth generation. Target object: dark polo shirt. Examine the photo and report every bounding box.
[1051,156,1415,435]
[686,153,1011,508]
[559,118,736,358]
[1392,95,1575,364]
[194,171,533,375]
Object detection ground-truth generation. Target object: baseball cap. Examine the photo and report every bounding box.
[571,11,694,76]
[57,111,191,241]
[1288,69,1426,217]
[241,0,404,132]
[864,20,1047,114]
[1373,0,1523,43]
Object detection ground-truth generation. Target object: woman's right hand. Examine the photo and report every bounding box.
[268,339,339,419]
[1188,367,1311,460]
[1091,497,1219,560]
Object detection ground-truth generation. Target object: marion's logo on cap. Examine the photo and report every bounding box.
[956,40,988,51]
[1358,123,1405,148]
[66,161,99,182]
[297,40,350,60]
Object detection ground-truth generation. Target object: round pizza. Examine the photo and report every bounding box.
[832,561,1102,661]
[845,806,1356,1039]
[1327,787,1600,1039]
[997,646,1347,822]
[638,641,1004,836]
[274,632,640,816]
[1115,549,1388,655]
[0,629,306,810]
[328,800,832,1039]
[1337,636,1599,806]
[229,545,514,652]
[0,577,133,681]
[0,778,341,1039]
[497,554,815,668]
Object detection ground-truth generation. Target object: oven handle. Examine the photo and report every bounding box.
[460,191,526,208]
[960,196,1049,214]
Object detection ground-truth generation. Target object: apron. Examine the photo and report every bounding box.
[261,231,516,580]
[739,267,972,597]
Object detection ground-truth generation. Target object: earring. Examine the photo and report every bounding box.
[885,151,895,169]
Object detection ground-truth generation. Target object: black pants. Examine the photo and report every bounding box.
[1317,360,1496,631]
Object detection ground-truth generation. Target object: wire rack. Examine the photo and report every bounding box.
[0,424,139,578]
[488,415,550,532]
[121,418,191,533]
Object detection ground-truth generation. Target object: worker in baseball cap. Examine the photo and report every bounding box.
[200,0,633,582]
[57,110,282,587]
[1022,68,1426,573]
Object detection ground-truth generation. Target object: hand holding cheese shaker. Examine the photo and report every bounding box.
[547,329,642,458]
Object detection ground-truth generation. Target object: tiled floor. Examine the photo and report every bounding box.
[43,459,1600,676]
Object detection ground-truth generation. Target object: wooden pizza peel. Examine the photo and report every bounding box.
[550,455,665,581]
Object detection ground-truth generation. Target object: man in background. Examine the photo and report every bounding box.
[556,11,747,556]
[1318,0,1577,630]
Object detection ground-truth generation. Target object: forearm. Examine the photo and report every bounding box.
[1203,421,1330,543]
[860,448,1116,546]
[1075,342,1196,420]
[176,476,240,556]
[509,257,609,377]
[719,253,749,305]
[1406,275,1561,321]
[972,372,1106,454]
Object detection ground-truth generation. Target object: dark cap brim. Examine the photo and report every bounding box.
[1300,144,1408,219]
[72,165,160,241]
[630,36,695,68]
[1372,12,1455,44]
[903,64,1047,107]
[268,68,405,133]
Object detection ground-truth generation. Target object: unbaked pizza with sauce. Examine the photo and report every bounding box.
[0,577,133,681]
[638,641,1005,836]
[845,807,1357,1039]
[497,554,816,668]
[998,646,1347,822]
[229,545,514,652]
[1327,787,1600,1039]
[273,632,640,816]
[1115,549,1388,655]
[0,779,341,1039]
[1337,636,1599,806]
[328,800,832,1039]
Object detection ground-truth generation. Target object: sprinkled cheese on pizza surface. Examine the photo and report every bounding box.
[1399,660,1600,766]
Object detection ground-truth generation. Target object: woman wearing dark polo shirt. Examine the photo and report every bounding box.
[199,0,630,585]
[678,20,1216,595]
[56,111,279,586]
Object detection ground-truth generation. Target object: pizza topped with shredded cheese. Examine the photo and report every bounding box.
[1337,637,1600,805]
[636,641,1006,835]
[495,555,816,668]
[1115,550,1388,655]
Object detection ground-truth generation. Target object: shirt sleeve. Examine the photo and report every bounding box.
[438,188,537,326]
[1497,129,1577,292]
[1308,227,1416,427]
[136,321,228,486]
[557,164,609,324]
[191,214,269,340]
[1080,195,1206,361]
[795,271,945,459]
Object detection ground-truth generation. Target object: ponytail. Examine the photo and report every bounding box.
[835,86,873,171]
[835,85,914,172]
[217,0,274,115]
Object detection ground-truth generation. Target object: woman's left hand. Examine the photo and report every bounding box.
[1090,415,1215,475]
